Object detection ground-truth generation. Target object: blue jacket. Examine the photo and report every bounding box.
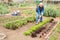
[36,6,44,14]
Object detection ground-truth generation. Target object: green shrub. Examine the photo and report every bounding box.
[0,4,10,14]
[8,2,16,6]
[35,0,40,5]
[24,18,51,36]
[44,6,57,18]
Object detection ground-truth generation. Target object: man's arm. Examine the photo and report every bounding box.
[41,7,44,15]
[37,7,40,14]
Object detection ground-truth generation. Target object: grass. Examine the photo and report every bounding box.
[49,23,60,40]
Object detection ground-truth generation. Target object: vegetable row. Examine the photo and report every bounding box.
[4,15,35,30]
[24,18,51,36]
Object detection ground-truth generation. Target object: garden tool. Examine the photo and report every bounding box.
[38,15,42,23]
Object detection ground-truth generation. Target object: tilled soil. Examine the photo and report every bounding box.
[0,17,59,40]
[57,33,60,40]
[39,22,57,40]
[31,20,57,40]
[0,17,47,40]
[0,23,42,40]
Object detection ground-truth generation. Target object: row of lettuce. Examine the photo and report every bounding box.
[24,18,51,36]
[3,15,35,30]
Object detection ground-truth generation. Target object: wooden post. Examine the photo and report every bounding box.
[43,0,48,5]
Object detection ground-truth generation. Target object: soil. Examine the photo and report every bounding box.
[0,17,47,40]
[0,17,60,40]
[0,23,37,40]
[57,33,60,40]
[35,21,57,39]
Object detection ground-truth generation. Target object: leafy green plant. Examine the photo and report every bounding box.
[24,31,31,36]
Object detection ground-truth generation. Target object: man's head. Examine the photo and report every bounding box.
[39,3,44,7]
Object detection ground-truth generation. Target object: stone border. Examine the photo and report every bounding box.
[0,33,6,40]
[45,22,59,40]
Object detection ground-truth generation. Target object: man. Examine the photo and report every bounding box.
[36,3,44,24]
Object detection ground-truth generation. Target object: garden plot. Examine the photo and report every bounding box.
[38,20,58,40]
[0,11,34,26]
[0,16,24,26]
[24,18,58,40]
[0,17,47,40]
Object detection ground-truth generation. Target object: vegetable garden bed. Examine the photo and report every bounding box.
[0,17,59,40]
[24,18,58,39]
[3,15,35,30]
[24,18,51,35]
[0,16,24,25]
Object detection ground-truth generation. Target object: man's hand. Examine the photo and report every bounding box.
[41,12,43,16]
[40,15,42,17]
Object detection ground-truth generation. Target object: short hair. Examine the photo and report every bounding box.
[39,3,43,5]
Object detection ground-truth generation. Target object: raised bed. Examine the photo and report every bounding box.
[24,18,58,39]
[3,15,35,30]
[24,18,51,36]
[38,21,57,38]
